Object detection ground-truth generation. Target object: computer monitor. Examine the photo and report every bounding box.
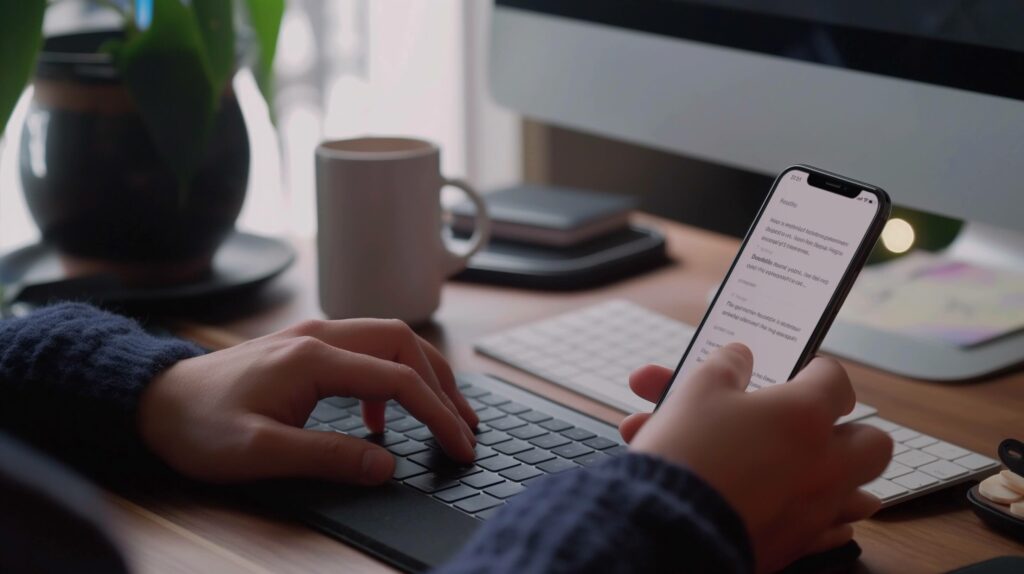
[489,1,1024,380]
[490,1,1024,233]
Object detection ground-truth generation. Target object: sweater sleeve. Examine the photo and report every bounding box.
[435,453,754,574]
[0,303,205,474]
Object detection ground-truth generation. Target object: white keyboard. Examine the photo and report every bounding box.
[476,299,1000,507]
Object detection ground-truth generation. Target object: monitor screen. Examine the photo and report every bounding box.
[497,1,1024,101]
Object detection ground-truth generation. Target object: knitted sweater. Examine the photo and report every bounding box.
[0,303,753,573]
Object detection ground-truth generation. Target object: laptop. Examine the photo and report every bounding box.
[248,373,627,572]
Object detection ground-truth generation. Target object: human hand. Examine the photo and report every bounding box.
[139,319,478,485]
[621,344,891,573]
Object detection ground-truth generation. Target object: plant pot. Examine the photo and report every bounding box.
[19,31,250,286]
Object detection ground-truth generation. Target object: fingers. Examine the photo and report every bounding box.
[242,419,396,485]
[619,412,653,444]
[629,365,675,403]
[287,319,477,438]
[686,343,754,393]
[837,488,882,523]
[297,341,476,462]
[418,337,479,428]
[830,423,893,492]
[785,357,857,423]
[800,524,854,556]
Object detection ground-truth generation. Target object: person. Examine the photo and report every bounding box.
[0,302,891,573]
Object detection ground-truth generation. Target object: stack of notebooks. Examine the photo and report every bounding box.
[450,184,667,289]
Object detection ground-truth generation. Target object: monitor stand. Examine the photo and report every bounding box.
[821,222,1024,382]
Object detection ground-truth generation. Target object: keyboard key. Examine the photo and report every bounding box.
[905,435,939,449]
[954,453,998,471]
[479,455,520,472]
[919,460,969,481]
[388,418,424,433]
[389,441,430,457]
[531,434,571,449]
[891,443,910,455]
[882,461,914,480]
[363,431,408,447]
[893,471,940,491]
[480,395,510,407]
[494,440,533,455]
[460,386,490,398]
[894,449,938,468]
[486,482,526,499]
[540,419,574,432]
[538,458,580,474]
[476,431,512,446]
[562,428,596,442]
[475,407,506,422]
[462,472,505,489]
[890,428,920,443]
[860,417,899,432]
[508,425,548,441]
[311,403,348,422]
[498,402,530,415]
[489,417,527,432]
[393,459,429,480]
[522,475,547,487]
[473,444,498,461]
[405,473,461,493]
[923,442,971,461]
[454,493,503,514]
[384,407,406,422]
[862,478,909,501]
[331,417,367,432]
[324,396,360,409]
[406,427,435,441]
[514,449,555,465]
[435,485,480,503]
[408,451,481,477]
[553,443,593,459]
[583,437,618,450]
[476,504,505,521]
[500,465,543,482]
[575,451,611,467]
[519,410,551,424]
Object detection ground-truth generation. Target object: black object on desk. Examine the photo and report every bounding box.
[451,225,669,290]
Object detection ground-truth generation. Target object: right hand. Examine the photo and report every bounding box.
[624,344,892,573]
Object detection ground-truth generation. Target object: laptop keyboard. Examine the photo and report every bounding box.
[305,378,626,520]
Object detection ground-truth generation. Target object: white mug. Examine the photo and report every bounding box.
[316,136,491,324]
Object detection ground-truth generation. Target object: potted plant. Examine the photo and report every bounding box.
[1,0,283,285]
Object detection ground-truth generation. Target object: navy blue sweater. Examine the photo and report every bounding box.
[0,303,753,573]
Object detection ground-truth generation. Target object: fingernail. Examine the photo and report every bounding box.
[361,449,392,482]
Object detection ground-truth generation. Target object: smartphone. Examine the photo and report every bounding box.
[658,165,891,403]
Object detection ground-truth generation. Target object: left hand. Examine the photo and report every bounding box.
[138,319,478,485]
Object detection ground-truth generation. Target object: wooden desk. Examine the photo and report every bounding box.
[112,216,1024,573]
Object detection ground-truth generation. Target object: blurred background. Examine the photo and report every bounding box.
[0,0,522,251]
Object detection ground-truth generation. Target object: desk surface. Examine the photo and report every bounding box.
[112,216,1024,573]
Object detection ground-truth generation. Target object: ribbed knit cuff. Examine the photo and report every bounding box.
[0,303,205,474]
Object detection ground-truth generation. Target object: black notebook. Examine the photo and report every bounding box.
[451,185,636,247]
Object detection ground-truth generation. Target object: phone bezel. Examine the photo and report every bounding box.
[655,164,892,408]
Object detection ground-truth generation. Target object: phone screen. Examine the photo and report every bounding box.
[665,168,884,395]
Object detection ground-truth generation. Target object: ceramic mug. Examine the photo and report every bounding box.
[316,136,491,324]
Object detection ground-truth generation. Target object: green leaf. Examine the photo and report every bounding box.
[113,0,217,188]
[243,0,284,105]
[0,0,46,136]
[191,0,236,98]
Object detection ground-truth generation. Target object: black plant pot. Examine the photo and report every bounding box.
[19,31,250,285]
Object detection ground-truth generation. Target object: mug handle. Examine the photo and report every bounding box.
[442,178,491,275]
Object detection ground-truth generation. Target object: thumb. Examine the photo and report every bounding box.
[687,342,754,393]
[245,421,396,485]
